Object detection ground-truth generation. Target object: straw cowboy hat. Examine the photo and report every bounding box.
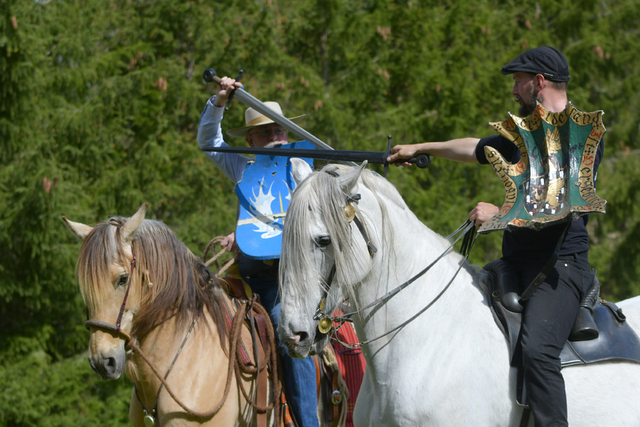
[226,101,305,138]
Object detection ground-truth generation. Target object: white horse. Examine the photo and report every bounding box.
[277,160,640,426]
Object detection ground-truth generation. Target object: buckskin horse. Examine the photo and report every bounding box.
[277,160,640,426]
[64,204,279,427]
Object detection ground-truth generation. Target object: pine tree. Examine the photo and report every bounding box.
[2,0,640,424]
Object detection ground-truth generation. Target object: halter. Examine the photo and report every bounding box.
[84,248,137,342]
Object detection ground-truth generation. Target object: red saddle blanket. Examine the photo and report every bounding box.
[331,310,366,427]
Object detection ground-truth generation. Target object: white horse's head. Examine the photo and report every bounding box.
[279,160,382,357]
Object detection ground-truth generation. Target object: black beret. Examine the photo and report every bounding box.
[501,46,570,82]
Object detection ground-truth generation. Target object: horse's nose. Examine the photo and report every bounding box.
[284,331,310,353]
[88,354,121,380]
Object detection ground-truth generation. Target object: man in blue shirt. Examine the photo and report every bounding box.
[197,76,319,427]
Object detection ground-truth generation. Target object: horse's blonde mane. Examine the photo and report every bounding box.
[280,164,403,302]
[77,217,228,342]
[76,221,119,314]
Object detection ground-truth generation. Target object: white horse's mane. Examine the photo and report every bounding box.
[280,164,405,302]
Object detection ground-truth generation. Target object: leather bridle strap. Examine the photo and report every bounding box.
[84,250,136,340]
[84,319,133,342]
[313,170,377,336]
[346,194,377,256]
[116,253,136,332]
[133,315,199,425]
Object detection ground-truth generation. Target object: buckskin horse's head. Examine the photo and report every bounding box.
[63,204,148,380]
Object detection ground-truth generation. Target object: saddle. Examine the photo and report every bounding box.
[218,264,352,427]
[217,271,278,427]
[484,259,640,369]
[484,259,640,407]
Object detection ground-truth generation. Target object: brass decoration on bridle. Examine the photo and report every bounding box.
[318,317,333,335]
[344,204,356,222]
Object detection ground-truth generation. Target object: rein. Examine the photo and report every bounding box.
[125,296,280,422]
[134,314,198,426]
[335,220,476,347]
[338,220,475,323]
[311,167,478,346]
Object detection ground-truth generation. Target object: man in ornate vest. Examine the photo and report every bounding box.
[197,76,319,427]
[387,46,605,427]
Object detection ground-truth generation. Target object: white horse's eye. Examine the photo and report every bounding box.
[116,274,129,287]
[315,236,331,248]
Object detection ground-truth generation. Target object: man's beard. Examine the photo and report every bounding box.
[516,86,542,117]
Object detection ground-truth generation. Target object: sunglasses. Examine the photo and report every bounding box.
[248,126,287,138]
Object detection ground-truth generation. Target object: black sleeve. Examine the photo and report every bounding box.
[475,135,520,164]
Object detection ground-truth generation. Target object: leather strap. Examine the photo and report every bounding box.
[254,311,269,356]
[330,369,340,422]
[281,391,296,427]
[252,308,274,427]
[256,351,269,427]
[313,355,322,398]
[313,350,342,424]
[116,252,136,332]
[246,304,269,427]
[249,309,261,381]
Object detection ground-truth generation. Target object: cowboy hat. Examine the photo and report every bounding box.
[226,101,305,138]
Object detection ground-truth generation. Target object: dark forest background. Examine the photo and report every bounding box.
[2,0,640,424]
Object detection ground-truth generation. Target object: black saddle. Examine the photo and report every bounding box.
[484,259,640,368]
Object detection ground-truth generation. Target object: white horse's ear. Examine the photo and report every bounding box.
[338,161,367,192]
[62,217,94,240]
[121,203,149,243]
[290,158,313,186]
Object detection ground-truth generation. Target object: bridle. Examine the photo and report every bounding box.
[84,248,137,342]
[311,169,477,346]
[312,171,377,336]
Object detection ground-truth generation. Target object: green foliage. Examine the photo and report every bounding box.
[2,0,640,424]
[0,351,131,426]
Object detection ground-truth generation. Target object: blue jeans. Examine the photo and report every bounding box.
[243,271,319,427]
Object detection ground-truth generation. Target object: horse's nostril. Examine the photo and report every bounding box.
[297,331,309,343]
[104,356,117,374]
